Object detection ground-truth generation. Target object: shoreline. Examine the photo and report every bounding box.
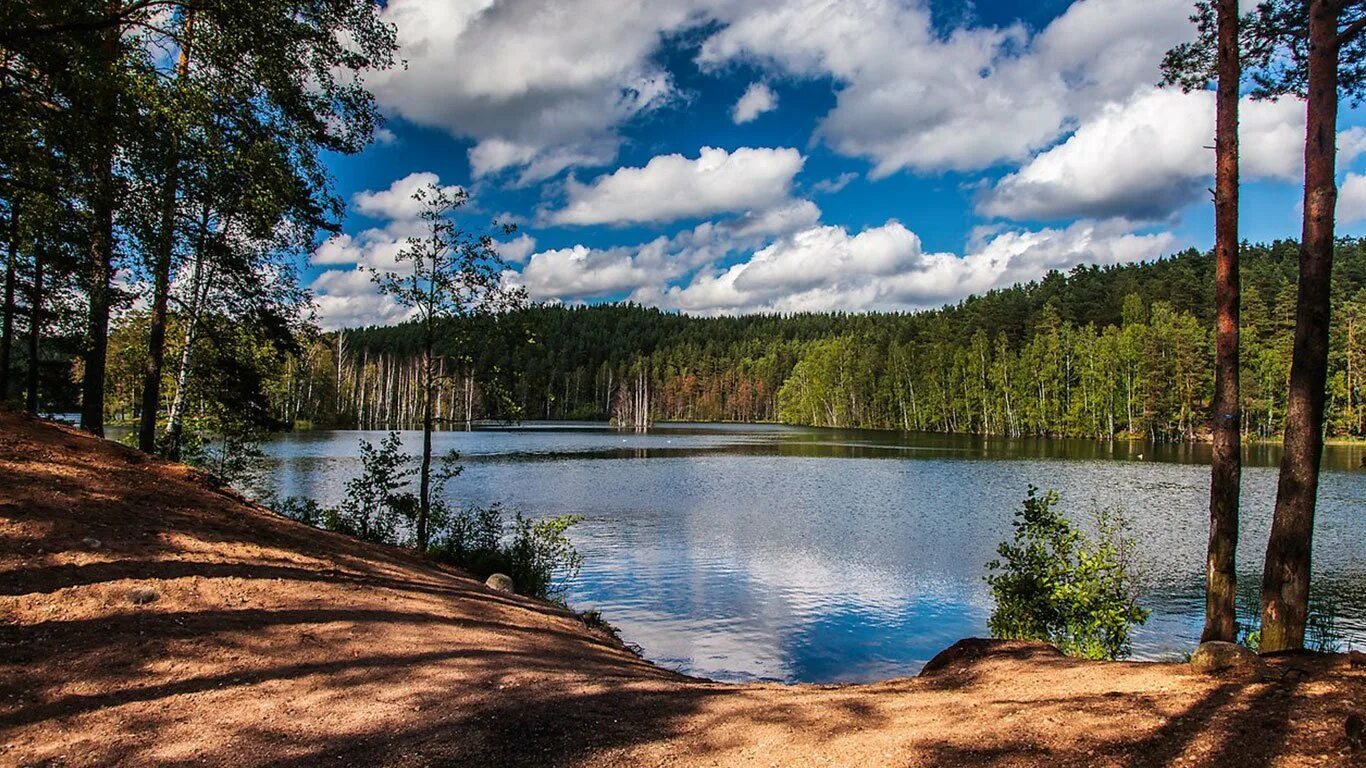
[3,409,1362,766]
[257,416,1366,447]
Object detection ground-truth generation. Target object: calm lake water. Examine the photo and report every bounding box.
[243,422,1366,684]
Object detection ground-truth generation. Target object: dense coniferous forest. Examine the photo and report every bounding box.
[102,239,1364,442]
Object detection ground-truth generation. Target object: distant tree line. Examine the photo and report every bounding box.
[225,239,1366,441]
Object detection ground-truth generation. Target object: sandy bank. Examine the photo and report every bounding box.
[1,410,1360,767]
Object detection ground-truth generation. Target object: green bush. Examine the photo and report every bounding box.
[985,486,1149,660]
[330,432,419,545]
[276,495,325,527]
[269,432,427,544]
[268,431,583,600]
[175,416,267,488]
[428,504,583,600]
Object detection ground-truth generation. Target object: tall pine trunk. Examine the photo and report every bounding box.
[25,244,42,414]
[138,11,195,453]
[1203,0,1241,644]
[0,204,16,401]
[1260,0,1339,652]
[81,0,123,436]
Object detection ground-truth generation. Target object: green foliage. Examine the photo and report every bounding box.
[330,432,419,545]
[985,487,1149,660]
[428,504,584,600]
[275,495,326,527]
[2,0,398,423]
[266,431,583,600]
[276,240,1366,442]
[180,417,268,488]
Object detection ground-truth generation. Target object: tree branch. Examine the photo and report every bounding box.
[0,1,203,45]
[1338,14,1366,46]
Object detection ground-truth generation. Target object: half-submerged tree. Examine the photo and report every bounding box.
[372,184,526,551]
[1162,0,1246,643]
[1249,0,1366,650]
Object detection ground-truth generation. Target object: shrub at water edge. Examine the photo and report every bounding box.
[985,486,1149,660]
[274,431,583,600]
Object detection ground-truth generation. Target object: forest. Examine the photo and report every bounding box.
[90,237,1366,443]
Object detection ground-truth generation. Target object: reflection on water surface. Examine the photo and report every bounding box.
[246,422,1366,683]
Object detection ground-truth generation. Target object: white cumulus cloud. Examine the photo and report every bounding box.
[1340,174,1366,225]
[370,0,704,183]
[550,147,805,226]
[731,82,777,123]
[979,90,1312,221]
[639,218,1177,314]
[697,0,1196,176]
[365,0,1209,181]
[353,171,464,222]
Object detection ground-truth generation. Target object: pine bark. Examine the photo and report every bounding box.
[1203,0,1241,644]
[80,0,123,436]
[1260,0,1341,652]
[25,244,42,413]
[0,204,16,401]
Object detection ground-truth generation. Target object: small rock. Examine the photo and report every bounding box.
[1190,641,1264,675]
[127,587,159,605]
[80,537,102,550]
[484,573,515,594]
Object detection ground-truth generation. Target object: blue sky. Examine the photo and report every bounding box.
[307,0,1366,329]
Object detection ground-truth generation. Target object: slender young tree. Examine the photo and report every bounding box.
[136,8,195,453]
[372,184,526,551]
[1163,0,1245,643]
[1249,0,1366,650]
[161,121,323,459]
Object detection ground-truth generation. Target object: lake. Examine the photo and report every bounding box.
[243,422,1366,684]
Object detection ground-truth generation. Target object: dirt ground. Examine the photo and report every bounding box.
[1,409,1362,767]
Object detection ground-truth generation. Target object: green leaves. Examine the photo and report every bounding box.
[985,486,1149,660]
[371,183,528,331]
[333,431,419,545]
[428,504,585,600]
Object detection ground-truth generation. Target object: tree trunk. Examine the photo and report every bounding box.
[138,10,195,453]
[1203,0,1241,645]
[1260,0,1340,652]
[164,312,199,459]
[417,322,434,551]
[25,243,42,413]
[80,0,122,436]
[0,203,16,402]
[164,209,214,460]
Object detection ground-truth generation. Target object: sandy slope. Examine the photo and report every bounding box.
[0,410,1361,767]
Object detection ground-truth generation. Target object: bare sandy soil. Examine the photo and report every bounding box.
[1,409,1362,767]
